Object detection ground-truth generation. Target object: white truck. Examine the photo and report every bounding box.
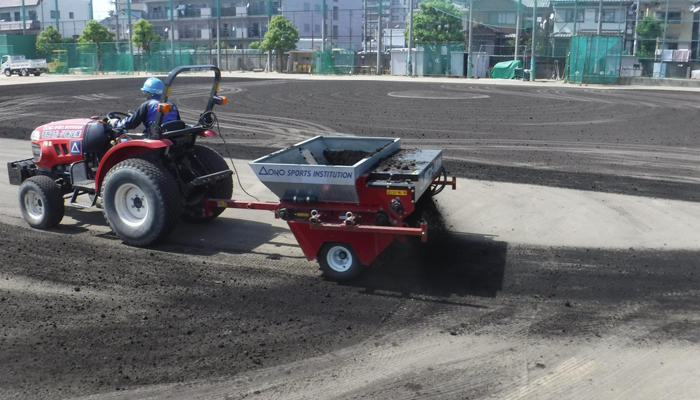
[1,55,47,77]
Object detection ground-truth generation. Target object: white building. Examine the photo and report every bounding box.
[0,0,93,38]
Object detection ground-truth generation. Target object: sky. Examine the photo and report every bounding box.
[93,0,114,21]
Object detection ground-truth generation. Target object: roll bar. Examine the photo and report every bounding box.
[153,65,223,133]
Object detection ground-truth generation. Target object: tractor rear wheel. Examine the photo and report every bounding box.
[18,175,65,229]
[318,242,366,281]
[181,144,233,223]
[102,158,183,246]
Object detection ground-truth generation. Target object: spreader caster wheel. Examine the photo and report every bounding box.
[18,175,65,229]
[318,242,366,281]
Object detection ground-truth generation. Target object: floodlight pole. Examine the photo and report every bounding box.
[169,0,175,68]
[377,1,382,75]
[216,0,221,68]
[530,0,536,81]
[467,0,473,78]
[633,0,639,55]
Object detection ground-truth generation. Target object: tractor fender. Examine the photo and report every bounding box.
[95,139,173,192]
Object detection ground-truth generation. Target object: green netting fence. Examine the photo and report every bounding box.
[42,43,98,75]
[0,45,13,61]
[312,42,355,75]
[415,43,465,76]
[101,42,134,74]
[568,36,622,84]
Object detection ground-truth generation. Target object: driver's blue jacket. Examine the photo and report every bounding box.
[118,97,180,134]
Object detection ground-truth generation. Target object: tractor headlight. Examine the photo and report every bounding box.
[30,130,40,141]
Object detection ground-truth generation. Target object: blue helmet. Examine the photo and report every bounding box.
[141,77,164,96]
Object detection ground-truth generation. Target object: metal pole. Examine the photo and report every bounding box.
[267,14,272,71]
[54,0,58,32]
[170,0,175,67]
[597,0,602,35]
[633,0,639,55]
[115,1,119,43]
[573,0,578,36]
[377,2,381,75]
[322,0,326,52]
[530,0,536,81]
[21,0,25,35]
[467,0,473,77]
[216,0,221,68]
[514,0,520,59]
[128,0,133,72]
[88,0,93,20]
[661,0,669,57]
[407,0,413,76]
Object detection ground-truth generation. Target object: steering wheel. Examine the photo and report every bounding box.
[107,111,130,121]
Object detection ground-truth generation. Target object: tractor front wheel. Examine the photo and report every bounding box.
[318,242,366,281]
[102,158,183,246]
[18,175,65,229]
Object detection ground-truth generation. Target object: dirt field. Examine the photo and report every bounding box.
[0,75,699,399]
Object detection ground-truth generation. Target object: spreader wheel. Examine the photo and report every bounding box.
[102,158,183,246]
[318,242,366,280]
[18,175,65,229]
[182,144,233,223]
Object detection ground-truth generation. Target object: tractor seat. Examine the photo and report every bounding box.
[161,120,186,132]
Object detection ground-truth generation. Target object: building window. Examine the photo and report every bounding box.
[602,10,615,22]
[69,12,74,19]
[656,11,682,24]
[50,10,60,19]
[304,23,310,32]
[314,24,320,34]
[304,2,310,11]
[564,10,584,22]
[28,11,37,21]
[489,12,515,25]
[0,12,10,21]
[14,12,20,21]
[315,3,320,11]
[333,25,338,39]
[333,6,338,20]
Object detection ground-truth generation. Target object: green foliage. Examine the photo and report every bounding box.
[36,26,64,58]
[132,19,162,54]
[78,20,113,44]
[405,0,464,43]
[261,16,299,52]
[248,41,261,50]
[635,16,664,59]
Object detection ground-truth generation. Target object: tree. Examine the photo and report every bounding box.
[635,16,665,59]
[78,20,114,45]
[248,41,261,50]
[132,19,162,54]
[260,16,299,72]
[36,26,64,58]
[405,0,464,43]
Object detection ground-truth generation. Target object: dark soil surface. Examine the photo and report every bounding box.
[322,149,372,166]
[1,77,699,399]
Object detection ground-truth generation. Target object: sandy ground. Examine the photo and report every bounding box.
[0,75,699,399]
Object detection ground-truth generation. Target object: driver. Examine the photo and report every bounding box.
[115,77,180,137]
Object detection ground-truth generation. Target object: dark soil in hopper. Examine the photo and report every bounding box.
[323,149,372,166]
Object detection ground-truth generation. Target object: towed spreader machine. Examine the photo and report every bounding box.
[202,135,456,280]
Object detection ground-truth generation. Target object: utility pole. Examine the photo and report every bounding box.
[530,0,536,81]
[266,0,272,72]
[467,0,473,78]
[407,0,413,76]
[88,0,93,20]
[115,0,119,42]
[573,0,578,36]
[170,0,175,67]
[597,0,602,35]
[128,0,133,71]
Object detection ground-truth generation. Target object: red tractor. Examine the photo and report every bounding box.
[7,65,233,246]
